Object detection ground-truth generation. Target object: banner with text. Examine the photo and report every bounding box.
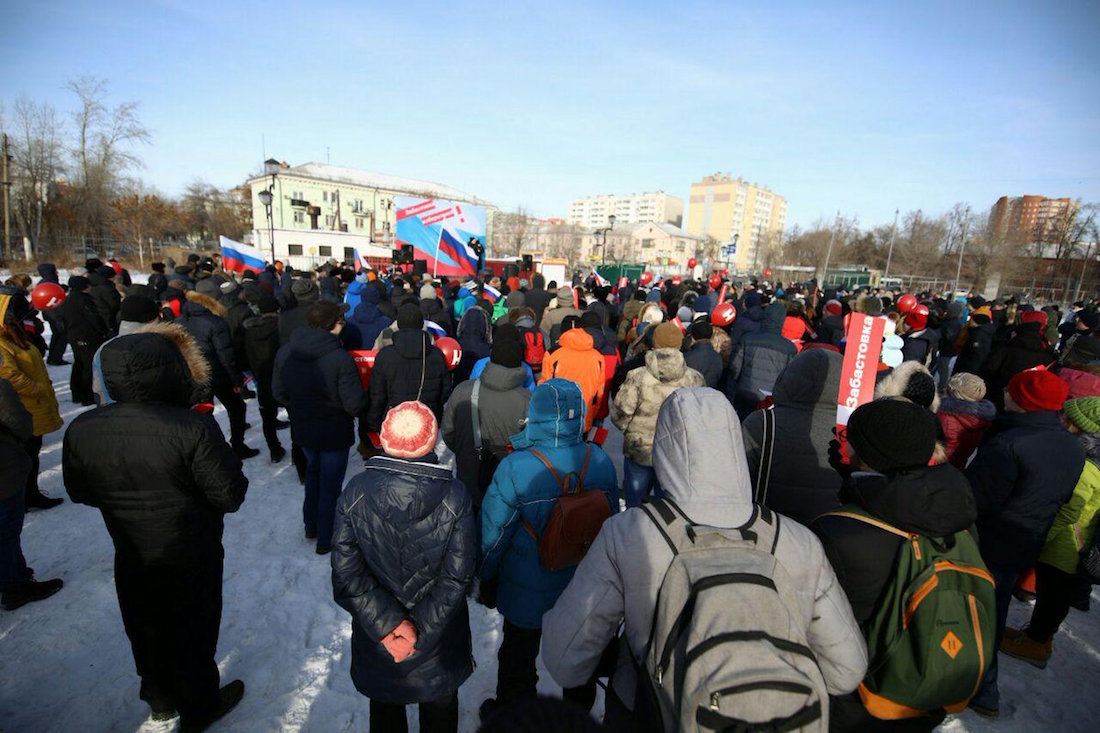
[835,314,886,463]
[394,196,487,277]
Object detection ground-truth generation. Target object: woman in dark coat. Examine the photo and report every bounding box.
[454,306,493,384]
[332,401,476,733]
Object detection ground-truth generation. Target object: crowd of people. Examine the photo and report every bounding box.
[1,251,1099,732]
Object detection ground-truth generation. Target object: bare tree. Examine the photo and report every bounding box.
[893,210,947,286]
[7,95,64,252]
[489,207,533,258]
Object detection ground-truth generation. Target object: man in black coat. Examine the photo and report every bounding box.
[368,304,451,432]
[242,294,285,463]
[953,312,995,376]
[61,276,111,406]
[523,273,554,327]
[88,265,122,332]
[36,262,69,365]
[813,399,977,732]
[63,329,248,730]
[177,282,257,458]
[965,369,1084,718]
[273,301,368,554]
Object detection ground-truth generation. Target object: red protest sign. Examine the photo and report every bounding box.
[349,350,377,391]
[836,314,885,463]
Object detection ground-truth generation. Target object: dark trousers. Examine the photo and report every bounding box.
[0,489,30,592]
[211,382,247,446]
[301,446,349,549]
[497,620,597,709]
[1027,562,1078,642]
[43,309,68,364]
[972,563,1018,711]
[71,342,98,404]
[24,435,43,500]
[114,551,223,719]
[370,693,459,733]
[254,380,282,453]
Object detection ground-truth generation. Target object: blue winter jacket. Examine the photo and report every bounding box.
[469,356,535,390]
[480,379,618,629]
[344,278,368,311]
[342,287,393,351]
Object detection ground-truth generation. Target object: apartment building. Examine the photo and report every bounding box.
[685,173,787,272]
[567,191,684,229]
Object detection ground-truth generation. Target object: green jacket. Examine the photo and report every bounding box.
[1039,455,1100,574]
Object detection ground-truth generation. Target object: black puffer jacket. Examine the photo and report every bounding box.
[242,313,281,391]
[441,363,531,506]
[953,318,995,376]
[0,378,33,501]
[177,291,241,388]
[728,302,797,407]
[368,329,450,432]
[273,326,367,450]
[683,340,722,388]
[901,328,940,366]
[87,271,121,330]
[743,349,845,526]
[62,331,247,564]
[967,410,1085,571]
[813,465,976,625]
[455,308,493,385]
[331,455,476,704]
[62,288,111,347]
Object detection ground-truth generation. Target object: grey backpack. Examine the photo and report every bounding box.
[637,498,828,732]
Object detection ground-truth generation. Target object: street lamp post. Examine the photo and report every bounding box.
[257,175,276,260]
[596,214,616,266]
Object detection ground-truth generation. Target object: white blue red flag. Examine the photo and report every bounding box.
[591,269,610,288]
[354,248,373,272]
[220,236,266,274]
[425,320,447,339]
[483,284,502,304]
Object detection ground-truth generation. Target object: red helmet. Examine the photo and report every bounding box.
[905,303,929,331]
[897,293,918,313]
[712,302,738,327]
[434,336,462,371]
[670,276,683,286]
[31,282,66,311]
[708,274,721,290]
[640,271,654,285]
[687,257,698,269]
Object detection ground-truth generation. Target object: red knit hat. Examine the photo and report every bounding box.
[380,401,439,458]
[1019,310,1048,330]
[1007,368,1069,412]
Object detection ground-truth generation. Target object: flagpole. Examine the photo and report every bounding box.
[433,222,443,279]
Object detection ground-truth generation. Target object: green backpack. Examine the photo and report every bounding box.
[827,507,996,720]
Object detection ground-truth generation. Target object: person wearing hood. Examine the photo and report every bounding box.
[543,388,867,729]
[274,301,368,554]
[368,305,451,433]
[332,401,476,733]
[726,290,764,352]
[419,281,453,337]
[728,301,798,419]
[61,275,112,407]
[343,270,370,311]
[442,336,532,508]
[681,317,722,388]
[539,317,605,433]
[624,301,665,362]
[63,328,248,730]
[1001,397,1100,669]
[812,398,978,731]
[452,283,478,320]
[454,306,493,385]
[178,280,257,459]
[36,262,69,365]
[965,369,1084,717]
[242,294,287,464]
[540,286,582,344]
[938,373,996,470]
[981,310,1056,411]
[524,272,554,326]
[0,291,65,511]
[479,379,618,718]
[742,349,845,525]
[616,288,648,350]
[611,323,705,507]
[342,283,393,351]
[90,295,160,405]
[467,323,536,390]
[87,264,122,332]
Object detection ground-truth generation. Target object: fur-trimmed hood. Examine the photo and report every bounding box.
[183,289,227,317]
[98,321,212,406]
[875,360,941,413]
[135,321,211,388]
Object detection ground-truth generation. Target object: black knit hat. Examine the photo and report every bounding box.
[257,294,279,314]
[396,303,424,331]
[846,398,937,473]
[119,295,159,324]
[901,370,937,410]
[690,319,713,340]
[490,338,524,368]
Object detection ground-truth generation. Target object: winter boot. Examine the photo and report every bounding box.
[25,492,63,511]
[232,444,260,460]
[178,679,245,733]
[270,446,287,464]
[2,578,63,611]
[1000,626,1052,669]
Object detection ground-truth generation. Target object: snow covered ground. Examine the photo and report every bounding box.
[0,276,1096,731]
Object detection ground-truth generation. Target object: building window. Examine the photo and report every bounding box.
[288,244,303,255]
[319,246,332,257]
[322,191,328,202]
[293,211,304,224]
[356,217,364,229]
[641,238,655,249]
[344,247,356,261]
[325,215,335,227]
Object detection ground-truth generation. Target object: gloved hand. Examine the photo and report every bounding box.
[827,432,855,481]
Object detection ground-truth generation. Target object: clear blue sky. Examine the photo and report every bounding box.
[2,0,1098,230]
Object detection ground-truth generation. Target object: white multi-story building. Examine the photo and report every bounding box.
[567,191,684,229]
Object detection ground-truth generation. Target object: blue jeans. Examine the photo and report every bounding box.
[301,447,350,550]
[623,458,658,509]
[0,490,30,592]
[971,563,1019,712]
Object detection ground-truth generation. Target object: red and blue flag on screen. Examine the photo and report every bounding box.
[220,237,266,274]
[394,196,487,278]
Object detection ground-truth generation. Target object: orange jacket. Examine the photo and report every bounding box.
[539,328,605,431]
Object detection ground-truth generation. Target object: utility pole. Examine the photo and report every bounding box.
[883,208,899,278]
[953,205,971,296]
[1,134,10,265]
[821,211,840,286]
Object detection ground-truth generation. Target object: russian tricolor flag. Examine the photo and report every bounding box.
[425,320,447,339]
[591,270,610,288]
[354,248,373,272]
[220,236,266,274]
[483,285,502,304]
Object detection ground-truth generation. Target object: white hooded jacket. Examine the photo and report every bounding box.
[541,387,868,709]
